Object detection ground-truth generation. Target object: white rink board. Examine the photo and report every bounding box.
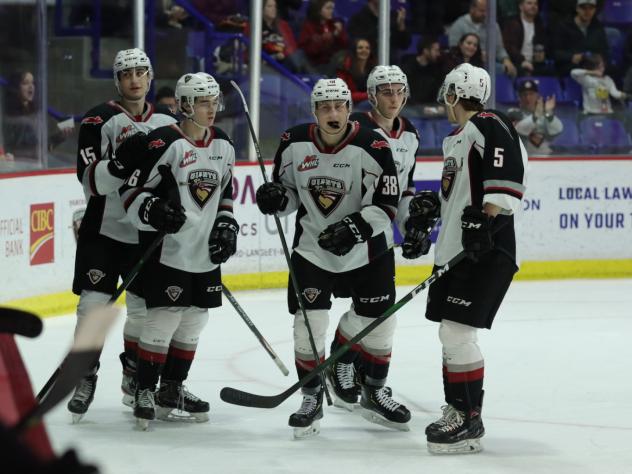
[1,158,631,300]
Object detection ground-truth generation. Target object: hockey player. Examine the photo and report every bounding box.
[120,72,237,430]
[68,48,177,421]
[255,78,410,438]
[327,65,430,411]
[409,63,527,453]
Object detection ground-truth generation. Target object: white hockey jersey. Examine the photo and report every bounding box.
[121,124,235,273]
[350,112,419,235]
[273,121,400,273]
[435,110,528,266]
[77,101,176,243]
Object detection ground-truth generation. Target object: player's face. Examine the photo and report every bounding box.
[193,95,220,127]
[315,100,349,134]
[375,83,406,119]
[118,67,150,100]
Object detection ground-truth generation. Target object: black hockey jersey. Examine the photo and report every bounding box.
[435,110,528,265]
[273,121,399,272]
[77,101,176,243]
[351,111,419,235]
[120,124,235,273]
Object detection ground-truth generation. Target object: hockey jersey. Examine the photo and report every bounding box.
[435,110,528,266]
[77,101,176,244]
[273,121,399,273]
[120,124,235,273]
[350,111,419,235]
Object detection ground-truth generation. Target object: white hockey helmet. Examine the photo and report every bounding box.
[310,78,352,115]
[175,72,222,117]
[195,72,225,112]
[367,65,410,105]
[437,63,491,106]
[112,48,153,94]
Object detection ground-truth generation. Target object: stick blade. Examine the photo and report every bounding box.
[220,387,284,409]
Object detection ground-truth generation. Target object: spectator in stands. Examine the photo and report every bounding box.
[347,0,411,57]
[401,36,444,110]
[502,0,548,77]
[546,0,604,29]
[246,0,315,74]
[159,1,189,29]
[155,86,177,114]
[448,0,517,77]
[2,70,72,162]
[571,54,627,115]
[551,0,608,76]
[336,38,376,104]
[299,0,349,76]
[507,78,564,155]
[442,33,484,74]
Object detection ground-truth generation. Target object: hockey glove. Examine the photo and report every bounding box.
[318,212,373,256]
[139,196,186,234]
[256,182,288,214]
[107,132,147,179]
[209,215,239,264]
[461,205,494,262]
[401,227,432,259]
[408,190,441,231]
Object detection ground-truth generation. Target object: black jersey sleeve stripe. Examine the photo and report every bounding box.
[484,187,524,200]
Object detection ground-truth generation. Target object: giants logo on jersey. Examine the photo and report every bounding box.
[148,138,166,149]
[188,169,219,209]
[370,140,390,150]
[302,288,321,303]
[116,125,134,145]
[308,176,346,217]
[81,116,103,125]
[165,285,183,302]
[441,157,461,200]
[180,150,198,168]
[297,155,318,172]
[281,131,291,141]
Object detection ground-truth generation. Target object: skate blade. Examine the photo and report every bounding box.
[122,394,134,408]
[360,407,410,432]
[156,406,209,423]
[292,420,320,440]
[135,417,151,431]
[71,413,84,424]
[427,438,483,454]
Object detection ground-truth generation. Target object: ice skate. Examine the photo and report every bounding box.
[155,380,209,423]
[67,368,98,423]
[134,388,156,431]
[426,404,485,454]
[359,384,410,431]
[119,352,136,408]
[325,361,360,411]
[288,386,324,439]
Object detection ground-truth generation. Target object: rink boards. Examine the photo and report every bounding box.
[1,156,631,316]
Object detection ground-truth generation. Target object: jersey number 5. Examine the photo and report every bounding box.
[79,147,97,165]
[382,175,398,195]
[493,147,504,168]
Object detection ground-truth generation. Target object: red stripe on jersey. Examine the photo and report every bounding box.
[360,349,391,365]
[138,347,168,364]
[168,346,196,361]
[124,339,138,352]
[445,367,484,383]
[219,204,233,212]
[484,186,524,199]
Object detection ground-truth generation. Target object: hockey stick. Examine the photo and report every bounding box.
[220,250,467,409]
[13,305,120,434]
[0,308,43,338]
[230,80,333,405]
[35,164,179,402]
[222,284,289,376]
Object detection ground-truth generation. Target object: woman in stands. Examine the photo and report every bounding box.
[336,37,376,105]
[442,33,484,75]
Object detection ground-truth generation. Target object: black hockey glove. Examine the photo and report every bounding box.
[461,205,494,262]
[107,131,147,179]
[408,190,441,231]
[139,196,186,234]
[256,182,288,214]
[401,227,432,259]
[209,215,239,264]
[318,212,373,256]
